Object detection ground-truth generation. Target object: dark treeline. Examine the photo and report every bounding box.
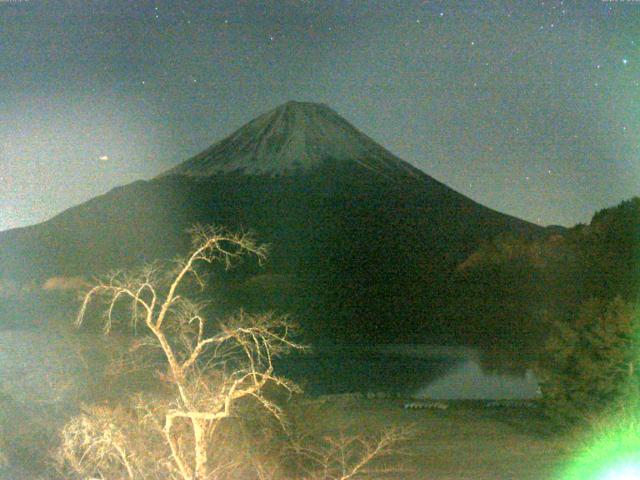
[453,197,640,349]
[453,197,640,421]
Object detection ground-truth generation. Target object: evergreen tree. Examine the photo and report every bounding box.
[536,297,638,425]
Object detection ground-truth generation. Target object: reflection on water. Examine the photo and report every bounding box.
[415,359,541,400]
[279,345,542,400]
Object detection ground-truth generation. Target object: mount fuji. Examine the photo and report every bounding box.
[0,101,548,343]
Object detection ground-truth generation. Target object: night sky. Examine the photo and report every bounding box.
[1,0,638,232]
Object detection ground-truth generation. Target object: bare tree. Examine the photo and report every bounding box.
[58,225,410,480]
[59,404,138,479]
[294,428,412,480]
[66,226,302,480]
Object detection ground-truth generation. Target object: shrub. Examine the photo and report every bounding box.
[536,296,638,426]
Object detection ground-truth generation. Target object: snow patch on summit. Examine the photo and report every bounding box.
[161,101,421,178]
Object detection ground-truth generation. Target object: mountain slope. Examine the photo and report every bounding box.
[0,102,548,343]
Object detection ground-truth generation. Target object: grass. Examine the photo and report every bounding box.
[0,389,581,479]
[288,397,572,480]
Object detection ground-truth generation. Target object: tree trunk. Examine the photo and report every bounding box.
[193,418,209,479]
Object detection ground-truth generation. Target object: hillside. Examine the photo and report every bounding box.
[0,102,549,344]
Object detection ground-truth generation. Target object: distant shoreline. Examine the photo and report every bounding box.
[306,344,480,360]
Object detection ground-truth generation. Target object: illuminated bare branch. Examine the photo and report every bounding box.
[294,427,413,480]
[68,226,300,480]
[61,225,408,480]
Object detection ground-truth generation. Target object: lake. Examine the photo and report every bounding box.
[0,331,541,403]
[277,344,542,400]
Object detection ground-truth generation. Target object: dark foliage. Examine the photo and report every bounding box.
[457,197,640,422]
[536,297,638,425]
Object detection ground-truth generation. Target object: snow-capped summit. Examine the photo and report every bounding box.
[161,101,421,178]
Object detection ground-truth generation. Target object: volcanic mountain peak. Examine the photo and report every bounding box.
[161,101,421,178]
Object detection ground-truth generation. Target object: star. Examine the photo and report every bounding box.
[622,58,629,65]
[98,155,109,161]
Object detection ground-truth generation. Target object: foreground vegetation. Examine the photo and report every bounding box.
[2,196,640,478]
[0,388,575,480]
[460,198,640,423]
[1,226,411,479]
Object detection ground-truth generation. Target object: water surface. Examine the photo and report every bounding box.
[278,344,541,400]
